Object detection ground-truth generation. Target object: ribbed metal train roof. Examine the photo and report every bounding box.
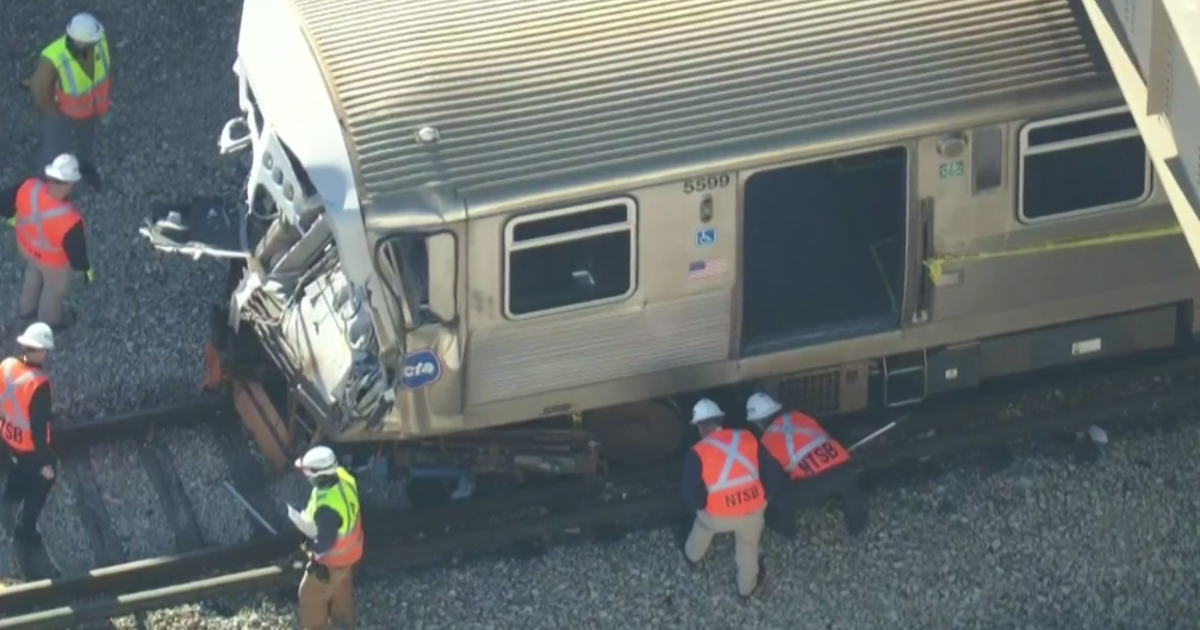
[287,0,1112,209]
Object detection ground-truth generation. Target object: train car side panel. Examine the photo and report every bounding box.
[462,181,739,410]
[922,105,1200,326]
[930,236,1197,319]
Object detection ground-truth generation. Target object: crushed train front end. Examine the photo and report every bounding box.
[138,0,605,498]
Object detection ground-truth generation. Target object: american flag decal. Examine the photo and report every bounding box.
[687,258,727,280]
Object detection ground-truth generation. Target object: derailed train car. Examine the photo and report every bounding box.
[143,0,1200,485]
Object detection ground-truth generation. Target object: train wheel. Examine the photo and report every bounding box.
[583,400,683,466]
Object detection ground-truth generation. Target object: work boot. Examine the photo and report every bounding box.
[741,559,766,602]
[79,163,103,191]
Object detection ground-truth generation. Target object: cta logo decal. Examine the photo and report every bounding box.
[401,350,442,390]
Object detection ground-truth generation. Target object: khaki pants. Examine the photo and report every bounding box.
[684,507,765,596]
[298,565,356,630]
[20,254,71,325]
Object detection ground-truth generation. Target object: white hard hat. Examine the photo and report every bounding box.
[66,13,104,45]
[691,398,725,425]
[16,323,55,351]
[295,446,338,478]
[45,153,81,183]
[746,393,783,422]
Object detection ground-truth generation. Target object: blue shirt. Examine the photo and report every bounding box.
[311,505,343,555]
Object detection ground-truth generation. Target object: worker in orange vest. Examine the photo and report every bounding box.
[1,153,95,331]
[745,393,868,540]
[0,323,58,546]
[26,13,111,190]
[289,446,363,630]
[680,398,783,600]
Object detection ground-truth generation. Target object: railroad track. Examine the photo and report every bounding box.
[3,350,1200,629]
[2,394,280,575]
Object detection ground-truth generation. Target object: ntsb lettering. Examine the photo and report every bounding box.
[795,443,841,476]
[723,484,761,509]
[1,420,25,446]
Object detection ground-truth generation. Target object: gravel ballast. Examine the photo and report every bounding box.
[0,0,241,420]
[163,427,253,548]
[3,2,1200,629]
[96,406,1200,630]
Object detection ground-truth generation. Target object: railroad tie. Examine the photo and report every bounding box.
[138,438,207,553]
[60,456,126,568]
[209,423,285,537]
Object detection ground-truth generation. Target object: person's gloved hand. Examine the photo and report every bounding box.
[84,269,95,283]
[5,217,14,228]
[305,559,331,582]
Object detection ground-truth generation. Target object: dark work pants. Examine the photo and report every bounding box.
[3,453,55,540]
[766,464,868,538]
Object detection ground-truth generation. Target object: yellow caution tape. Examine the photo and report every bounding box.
[924,225,1183,285]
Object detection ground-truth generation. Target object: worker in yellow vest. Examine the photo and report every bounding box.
[26,13,111,191]
[289,446,364,630]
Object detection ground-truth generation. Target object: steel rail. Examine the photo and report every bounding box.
[0,474,608,616]
[0,565,298,630]
[4,380,1199,630]
[52,394,234,451]
[3,346,1198,623]
[0,537,299,615]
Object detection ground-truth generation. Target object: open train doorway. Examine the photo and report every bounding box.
[740,146,909,356]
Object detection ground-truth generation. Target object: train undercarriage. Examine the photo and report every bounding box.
[196,270,691,503]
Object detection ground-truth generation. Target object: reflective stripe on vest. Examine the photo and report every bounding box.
[0,358,48,453]
[702,430,759,492]
[16,179,80,268]
[43,36,112,120]
[693,429,766,517]
[764,412,850,479]
[305,467,364,568]
[766,417,829,472]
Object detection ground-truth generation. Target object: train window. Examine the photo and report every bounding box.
[971,126,1003,194]
[1018,107,1151,222]
[505,199,637,318]
[380,235,434,327]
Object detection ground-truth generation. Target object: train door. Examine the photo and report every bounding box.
[739,146,910,356]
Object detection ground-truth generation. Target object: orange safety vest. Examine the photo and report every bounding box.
[42,35,112,120]
[15,178,83,269]
[0,357,51,454]
[305,467,364,568]
[761,411,851,480]
[692,429,766,517]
